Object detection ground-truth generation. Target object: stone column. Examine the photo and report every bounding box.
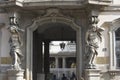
[7,10,25,80]
[44,41,50,80]
[62,57,66,68]
[34,34,45,80]
[109,31,116,69]
[84,10,103,80]
[55,57,59,68]
[85,14,104,68]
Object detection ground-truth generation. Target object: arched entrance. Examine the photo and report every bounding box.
[26,9,82,80]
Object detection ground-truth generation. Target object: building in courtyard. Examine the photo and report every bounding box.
[0,0,120,80]
[49,41,76,80]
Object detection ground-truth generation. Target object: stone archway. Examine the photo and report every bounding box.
[26,9,82,80]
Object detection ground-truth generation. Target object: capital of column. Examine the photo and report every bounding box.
[8,9,21,27]
[89,16,99,26]
[88,10,99,27]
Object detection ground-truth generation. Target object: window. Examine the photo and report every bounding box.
[109,19,120,69]
[115,28,120,68]
[0,30,1,54]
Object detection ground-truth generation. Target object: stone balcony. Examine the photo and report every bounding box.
[85,0,112,5]
[50,68,76,78]
[0,0,112,7]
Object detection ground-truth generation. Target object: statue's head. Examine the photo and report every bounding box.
[8,26,18,33]
[91,24,97,31]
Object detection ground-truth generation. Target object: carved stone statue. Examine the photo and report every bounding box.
[8,17,24,70]
[85,25,104,68]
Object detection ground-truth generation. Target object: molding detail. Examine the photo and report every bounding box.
[31,8,79,31]
[26,8,82,80]
[109,18,120,70]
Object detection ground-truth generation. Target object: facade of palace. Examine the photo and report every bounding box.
[0,0,120,80]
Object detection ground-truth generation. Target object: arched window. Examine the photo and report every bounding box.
[0,29,2,66]
[109,19,120,70]
[115,27,120,69]
[0,30,1,54]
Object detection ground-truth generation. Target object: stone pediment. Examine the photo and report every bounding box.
[42,8,65,17]
[33,8,73,23]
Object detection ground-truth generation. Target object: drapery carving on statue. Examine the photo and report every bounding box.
[8,25,24,70]
[85,25,104,68]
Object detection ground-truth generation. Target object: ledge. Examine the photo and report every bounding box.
[0,0,112,8]
[85,0,112,5]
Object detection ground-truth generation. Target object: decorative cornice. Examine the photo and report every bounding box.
[33,8,74,23]
[83,0,112,6]
[43,8,64,17]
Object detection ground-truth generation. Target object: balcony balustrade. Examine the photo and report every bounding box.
[50,68,76,79]
[87,0,112,5]
[0,0,113,7]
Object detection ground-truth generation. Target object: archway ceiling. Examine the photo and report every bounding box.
[37,23,76,41]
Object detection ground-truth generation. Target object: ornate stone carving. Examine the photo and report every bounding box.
[8,17,24,70]
[85,16,104,69]
[33,8,73,24]
[108,70,120,79]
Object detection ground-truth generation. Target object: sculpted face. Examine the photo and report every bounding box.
[92,26,97,31]
[9,26,17,33]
